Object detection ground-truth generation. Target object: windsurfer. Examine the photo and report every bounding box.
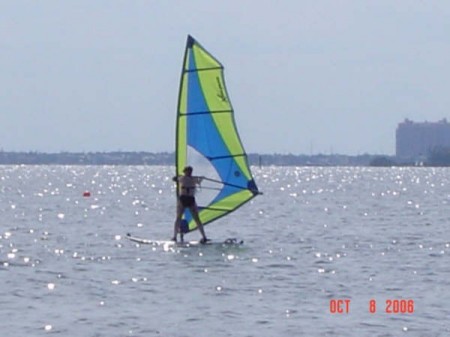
[172,166,209,243]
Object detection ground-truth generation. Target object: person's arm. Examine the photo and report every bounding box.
[172,176,179,182]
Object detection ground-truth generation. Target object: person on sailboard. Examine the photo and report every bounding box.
[172,166,209,243]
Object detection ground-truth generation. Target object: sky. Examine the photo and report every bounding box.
[1,1,449,155]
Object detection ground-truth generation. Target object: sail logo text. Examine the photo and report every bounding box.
[216,77,227,102]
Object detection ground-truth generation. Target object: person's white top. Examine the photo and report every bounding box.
[177,175,202,196]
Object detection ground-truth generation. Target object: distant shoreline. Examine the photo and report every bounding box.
[0,151,436,167]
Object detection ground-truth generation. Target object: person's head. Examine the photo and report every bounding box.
[183,166,193,176]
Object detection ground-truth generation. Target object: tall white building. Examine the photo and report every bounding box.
[396,119,450,160]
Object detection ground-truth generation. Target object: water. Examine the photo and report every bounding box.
[1,165,449,336]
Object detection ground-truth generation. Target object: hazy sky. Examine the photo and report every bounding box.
[1,1,449,155]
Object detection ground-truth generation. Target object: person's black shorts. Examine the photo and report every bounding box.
[179,195,195,208]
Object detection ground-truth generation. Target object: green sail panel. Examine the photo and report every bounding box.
[176,35,259,233]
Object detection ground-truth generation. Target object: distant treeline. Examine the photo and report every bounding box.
[0,151,173,165]
[252,153,387,166]
[0,151,387,166]
[1,150,449,166]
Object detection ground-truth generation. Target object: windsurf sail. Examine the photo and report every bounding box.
[175,35,260,234]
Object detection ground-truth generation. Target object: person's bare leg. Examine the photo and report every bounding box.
[172,218,180,241]
[190,206,207,241]
[172,203,184,241]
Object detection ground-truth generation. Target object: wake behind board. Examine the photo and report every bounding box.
[126,233,243,247]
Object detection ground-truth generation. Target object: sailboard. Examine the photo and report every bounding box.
[175,35,260,234]
[126,233,243,247]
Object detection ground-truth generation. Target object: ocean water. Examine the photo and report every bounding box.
[1,165,449,337]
